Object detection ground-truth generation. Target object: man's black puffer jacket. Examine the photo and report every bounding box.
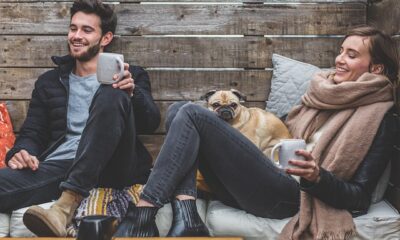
[300,109,398,216]
[6,55,161,182]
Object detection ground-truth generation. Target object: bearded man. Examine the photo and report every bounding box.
[0,0,160,237]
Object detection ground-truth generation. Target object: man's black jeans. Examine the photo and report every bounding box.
[141,102,300,219]
[0,86,140,212]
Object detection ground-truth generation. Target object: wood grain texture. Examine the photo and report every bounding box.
[0,68,271,100]
[0,68,47,100]
[5,100,266,134]
[139,134,165,160]
[0,2,366,35]
[4,100,28,134]
[0,36,340,68]
[368,0,400,35]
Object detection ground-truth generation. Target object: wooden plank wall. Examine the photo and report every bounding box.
[368,0,400,211]
[0,0,367,151]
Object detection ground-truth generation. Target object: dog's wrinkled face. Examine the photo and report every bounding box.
[201,89,246,121]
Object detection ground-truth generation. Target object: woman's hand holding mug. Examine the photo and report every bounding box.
[271,139,320,183]
[286,149,320,183]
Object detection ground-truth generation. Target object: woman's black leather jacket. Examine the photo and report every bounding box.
[300,109,398,216]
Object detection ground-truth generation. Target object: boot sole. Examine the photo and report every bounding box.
[23,209,60,237]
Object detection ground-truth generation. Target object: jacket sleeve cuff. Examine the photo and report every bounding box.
[132,85,145,104]
[5,147,22,164]
[300,167,331,195]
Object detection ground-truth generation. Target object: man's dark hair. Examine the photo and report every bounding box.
[70,0,117,35]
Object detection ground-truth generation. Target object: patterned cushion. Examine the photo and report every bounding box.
[266,54,320,118]
[69,184,143,236]
[75,185,142,221]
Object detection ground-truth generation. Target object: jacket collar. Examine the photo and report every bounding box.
[51,55,75,75]
[51,55,75,90]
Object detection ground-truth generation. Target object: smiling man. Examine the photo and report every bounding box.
[0,0,160,237]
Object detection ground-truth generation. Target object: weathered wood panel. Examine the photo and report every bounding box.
[5,100,28,134]
[139,134,164,162]
[368,0,400,35]
[0,68,45,100]
[0,3,366,35]
[149,70,271,101]
[6,100,266,134]
[0,36,340,68]
[0,68,271,101]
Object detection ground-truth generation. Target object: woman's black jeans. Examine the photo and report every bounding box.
[141,102,300,219]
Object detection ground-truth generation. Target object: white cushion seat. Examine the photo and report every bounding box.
[0,213,10,237]
[206,200,400,240]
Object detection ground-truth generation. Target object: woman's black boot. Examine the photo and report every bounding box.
[113,202,159,237]
[167,199,210,237]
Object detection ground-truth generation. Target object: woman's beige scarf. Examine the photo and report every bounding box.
[279,71,394,240]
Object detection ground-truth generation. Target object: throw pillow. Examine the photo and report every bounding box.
[266,54,320,118]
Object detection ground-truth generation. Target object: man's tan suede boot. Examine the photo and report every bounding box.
[23,190,83,237]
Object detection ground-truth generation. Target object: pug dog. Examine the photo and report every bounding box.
[200,89,292,158]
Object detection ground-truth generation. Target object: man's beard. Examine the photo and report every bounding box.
[68,40,101,62]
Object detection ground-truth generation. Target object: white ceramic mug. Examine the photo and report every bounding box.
[96,53,125,84]
[270,139,306,169]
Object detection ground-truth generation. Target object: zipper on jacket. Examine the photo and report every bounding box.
[39,64,71,160]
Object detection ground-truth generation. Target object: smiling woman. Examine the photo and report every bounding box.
[334,27,399,84]
[334,36,373,83]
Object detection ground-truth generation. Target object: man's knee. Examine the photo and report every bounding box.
[91,85,131,112]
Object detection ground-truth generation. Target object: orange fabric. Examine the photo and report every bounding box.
[0,102,15,168]
[196,170,211,193]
